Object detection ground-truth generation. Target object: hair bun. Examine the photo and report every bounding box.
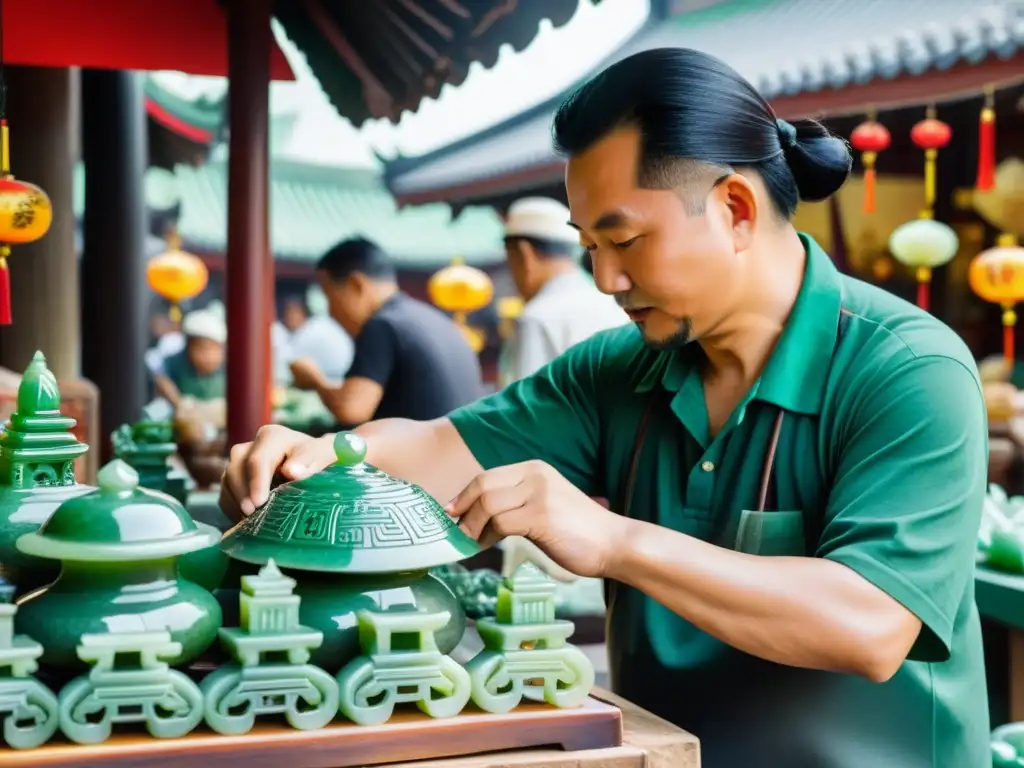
[781,118,852,202]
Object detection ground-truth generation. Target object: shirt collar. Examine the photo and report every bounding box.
[633,233,843,415]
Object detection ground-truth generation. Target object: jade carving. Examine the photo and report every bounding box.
[0,351,92,590]
[0,593,58,749]
[336,609,470,725]
[466,564,595,713]
[201,559,339,735]
[220,431,477,672]
[111,420,190,505]
[15,459,222,670]
[58,631,204,744]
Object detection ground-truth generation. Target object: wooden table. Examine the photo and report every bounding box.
[380,689,699,768]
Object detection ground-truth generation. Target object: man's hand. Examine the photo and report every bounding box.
[290,358,323,390]
[446,460,625,579]
[220,425,335,522]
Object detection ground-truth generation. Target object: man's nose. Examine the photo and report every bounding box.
[591,251,632,296]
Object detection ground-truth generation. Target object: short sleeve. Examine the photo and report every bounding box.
[817,355,987,662]
[449,330,616,496]
[507,316,559,382]
[346,316,397,386]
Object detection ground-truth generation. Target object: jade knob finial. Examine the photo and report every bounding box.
[333,431,367,466]
[97,459,140,494]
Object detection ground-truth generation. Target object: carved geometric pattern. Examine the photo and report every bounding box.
[244,483,456,551]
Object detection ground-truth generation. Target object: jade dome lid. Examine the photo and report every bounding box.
[220,432,480,574]
[16,459,219,562]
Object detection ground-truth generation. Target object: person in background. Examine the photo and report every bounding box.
[288,295,355,385]
[281,296,309,333]
[502,197,628,383]
[144,312,185,378]
[289,237,483,426]
[152,308,227,407]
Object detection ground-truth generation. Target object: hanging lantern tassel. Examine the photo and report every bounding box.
[916,266,932,312]
[1004,303,1017,367]
[911,108,952,215]
[850,117,891,214]
[977,86,996,192]
[0,245,11,325]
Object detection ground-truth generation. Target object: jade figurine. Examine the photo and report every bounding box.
[110,419,191,506]
[336,608,470,725]
[0,352,92,592]
[220,431,479,672]
[58,630,204,744]
[14,460,222,670]
[0,589,59,749]
[201,559,339,735]
[466,563,594,713]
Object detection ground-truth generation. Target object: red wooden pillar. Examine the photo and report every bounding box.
[225,0,273,447]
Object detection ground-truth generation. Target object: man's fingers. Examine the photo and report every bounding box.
[282,434,335,480]
[221,441,253,520]
[458,484,529,540]
[446,463,529,517]
[243,425,302,511]
[478,507,532,549]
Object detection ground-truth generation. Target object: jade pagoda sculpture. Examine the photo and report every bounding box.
[220,431,481,672]
[110,419,191,506]
[0,432,599,752]
[0,352,92,592]
[14,460,222,670]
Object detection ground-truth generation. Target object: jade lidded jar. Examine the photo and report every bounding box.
[0,351,93,592]
[14,460,223,671]
[220,432,480,673]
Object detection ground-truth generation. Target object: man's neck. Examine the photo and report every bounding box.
[699,228,806,384]
[368,282,399,315]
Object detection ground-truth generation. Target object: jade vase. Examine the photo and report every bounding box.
[220,431,479,672]
[0,352,93,592]
[14,460,222,671]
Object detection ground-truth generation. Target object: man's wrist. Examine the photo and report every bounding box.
[600,512,641,581]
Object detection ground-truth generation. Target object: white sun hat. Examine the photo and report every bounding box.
[504,197,579,246]
[182,309,227,344]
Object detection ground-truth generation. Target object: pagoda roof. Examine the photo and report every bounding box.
[384,0,1024,207]
[73,160,504,270]
[144,77,223,146]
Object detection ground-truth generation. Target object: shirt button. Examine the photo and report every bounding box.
[701,461,715,472]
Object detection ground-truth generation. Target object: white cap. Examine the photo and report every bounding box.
[504,197,578,246]
[182,309,227,344]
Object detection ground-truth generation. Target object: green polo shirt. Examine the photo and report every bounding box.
[448,234,988,767]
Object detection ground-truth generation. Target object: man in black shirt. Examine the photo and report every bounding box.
[290,237,484,426]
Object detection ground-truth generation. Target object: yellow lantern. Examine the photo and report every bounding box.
[427,257,494,353]
[496,295,524,341]
[968,234,1024,366]
[0,120,52,324]
[147,233,209,322]
[887,216,959,311]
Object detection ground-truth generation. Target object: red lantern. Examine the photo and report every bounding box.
[910,108,952,214]
[977,85,996,192]
[850,118,891,213]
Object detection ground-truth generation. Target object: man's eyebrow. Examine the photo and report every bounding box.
[567,211,628,232]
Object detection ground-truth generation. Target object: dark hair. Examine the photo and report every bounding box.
[504,235,578,259]
[317,237,396,282]
[552,48,852,218]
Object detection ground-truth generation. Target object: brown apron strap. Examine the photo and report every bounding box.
[756,410,785,513]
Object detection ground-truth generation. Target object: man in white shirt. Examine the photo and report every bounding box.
[502,197,628,382]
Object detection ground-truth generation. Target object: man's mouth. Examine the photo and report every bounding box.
[623,307,652,323]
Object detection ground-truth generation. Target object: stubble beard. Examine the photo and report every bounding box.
[640,317,693,351]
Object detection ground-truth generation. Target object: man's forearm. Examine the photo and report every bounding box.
[605,517,920,682]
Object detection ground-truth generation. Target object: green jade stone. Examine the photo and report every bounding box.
[200,559,339,735]
[58,631,204,745]
[222,431,479,572]
[336,608,471,726]
[0,351,92,590]
[0,595,59,749]
[466,564,595,714]
[14,460,222,670]
[993,723,1024,767]
[111,420,190,506]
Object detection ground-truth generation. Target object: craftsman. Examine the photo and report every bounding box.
[222,49,988,767]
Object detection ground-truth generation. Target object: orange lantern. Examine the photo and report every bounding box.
[147,234,209,322]
[0,120,52,324]
[428,257,494,352]
[968,234,1024,366]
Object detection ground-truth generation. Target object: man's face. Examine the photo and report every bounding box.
[564,126,749,350]
[504,239,536,301]
[282,301,307,332]
[316,270,360,335]
[187,337,224,376]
